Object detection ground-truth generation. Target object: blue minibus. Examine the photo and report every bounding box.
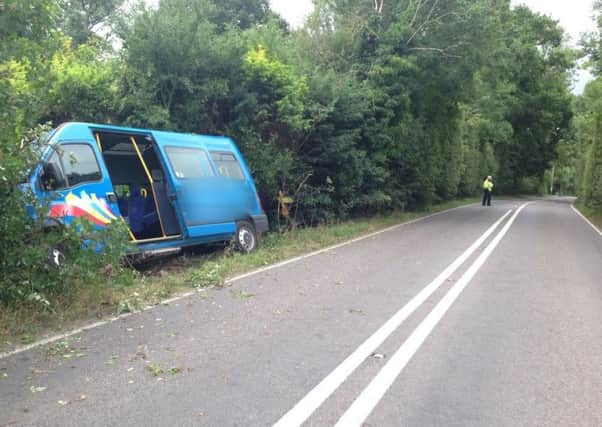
[28,122,268,256]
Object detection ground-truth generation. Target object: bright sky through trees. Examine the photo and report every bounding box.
[269,0,596,92]
[271,0,595,39]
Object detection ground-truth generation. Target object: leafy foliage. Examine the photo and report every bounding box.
[58,0,125,45]
[0,127,133,306]
[0,2,133,307]
[569,2,602,211]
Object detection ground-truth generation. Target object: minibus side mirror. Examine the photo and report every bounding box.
[40,162,66,191]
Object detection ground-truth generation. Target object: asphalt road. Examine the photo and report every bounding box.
[1,198,601,427]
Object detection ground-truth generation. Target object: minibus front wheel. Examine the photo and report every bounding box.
[235,220,257,253]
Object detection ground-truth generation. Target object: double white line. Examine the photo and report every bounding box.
[275,203,530,427]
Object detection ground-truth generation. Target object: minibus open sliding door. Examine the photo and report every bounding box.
[94,131,181,242]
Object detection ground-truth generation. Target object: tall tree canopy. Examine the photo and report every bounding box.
[569,1,602,212]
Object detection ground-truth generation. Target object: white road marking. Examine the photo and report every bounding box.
[273,209,513,427]
[334,203,530,427]
[0,204,475,360]
[571,204,602,236]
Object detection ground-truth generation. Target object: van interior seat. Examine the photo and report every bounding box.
[98,132,181,239]
[117,194,128,218]
[142,185,159,225]
[128,186,146,233]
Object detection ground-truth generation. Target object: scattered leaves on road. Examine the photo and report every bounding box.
[105,354,119,365]
[146,364,164,377]
[30,386,47,393]
[168,367,182,375]
[129,345,148,361]
[45,339,86,360]
[45,340,71,358]
[229,290,255,299]
[30,367,53,375]
[20,335,35,344]
[57,394,86,406]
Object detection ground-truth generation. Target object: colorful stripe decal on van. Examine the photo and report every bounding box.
[49,191,118,226]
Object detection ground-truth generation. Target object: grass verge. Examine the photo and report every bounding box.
[575,203,602,230]
[1,198,478,352]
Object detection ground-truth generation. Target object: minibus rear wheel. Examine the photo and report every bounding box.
[235,221,257,253]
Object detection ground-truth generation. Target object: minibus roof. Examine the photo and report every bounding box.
[50,122,237,151]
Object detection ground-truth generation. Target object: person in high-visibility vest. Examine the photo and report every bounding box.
[482,175,493,206]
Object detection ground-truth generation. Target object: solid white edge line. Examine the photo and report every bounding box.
[334,203,530,427]
[0,203,475,360]
[571,204,602,236]
[272,208,513,427]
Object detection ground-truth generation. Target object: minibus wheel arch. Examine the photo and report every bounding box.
[42,217,66,232]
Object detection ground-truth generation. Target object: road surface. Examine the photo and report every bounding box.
[1,198,601,426]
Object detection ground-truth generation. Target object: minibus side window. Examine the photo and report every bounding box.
[210,152,244,180]
[165,146,215,179]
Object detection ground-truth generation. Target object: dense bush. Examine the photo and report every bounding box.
[0,126,133,306]
[0,0,133,306]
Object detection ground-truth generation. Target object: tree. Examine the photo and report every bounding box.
[483,6,574,192]
[0,0,131,306]
[58,0,125,45]
[212,0,273,31]
[42,38,120,124]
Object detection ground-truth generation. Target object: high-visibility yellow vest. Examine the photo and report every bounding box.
[483,180,493,191]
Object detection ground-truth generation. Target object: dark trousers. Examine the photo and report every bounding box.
[482,190,491,206]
